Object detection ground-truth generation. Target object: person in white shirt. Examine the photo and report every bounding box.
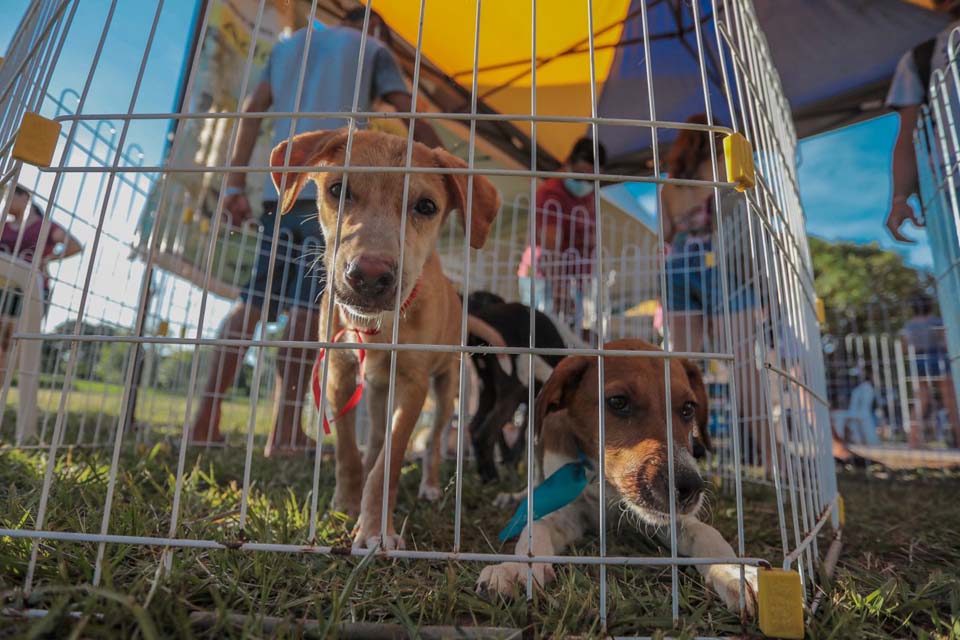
[885,0,960,449]
[885,0,960,241]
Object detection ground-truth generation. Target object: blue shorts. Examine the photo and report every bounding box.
[239,200,326,322]
[916,352,950,378]
[664,238,754,315]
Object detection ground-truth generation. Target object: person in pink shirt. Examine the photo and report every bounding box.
[1,184,82,375]
[517,138,605,334]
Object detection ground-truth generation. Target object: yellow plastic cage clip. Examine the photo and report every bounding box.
[13,112,61,167]
[836,494,845,528]
[815,297,826,325]
[723,132,755,192]
[758,568,804,639]
[157,321,170,337]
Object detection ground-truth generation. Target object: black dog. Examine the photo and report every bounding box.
[465,294,570,483]
[462,293,709,483]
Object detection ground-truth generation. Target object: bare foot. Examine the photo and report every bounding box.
[264,435,318,458]
[189,404,225,446]
[188,432,226,446]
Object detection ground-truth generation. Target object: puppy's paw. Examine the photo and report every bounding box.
[707,564,759,617]
[418,482,443,502]
[493,491,525,510]
[352,529,405,551]
[476,562,555,596]
[352,516,405,551]
[331,491,361,519]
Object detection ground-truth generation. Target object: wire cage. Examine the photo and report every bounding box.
[911,25,960,471]
[1,1,839,637]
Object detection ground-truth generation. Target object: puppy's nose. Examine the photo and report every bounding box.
[674,469,705,509]
[344,256,397,297]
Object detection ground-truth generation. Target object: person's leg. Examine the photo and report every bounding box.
[728,307,766,469]
[911,378,933,448]
[264,200,324,456]
[265,304,319,456]
[0,316,14,381]
[0,291,23,382]
[669,312,705,354]
[937,374,960,446]
[189,302,262,443]
[664,241,707,354]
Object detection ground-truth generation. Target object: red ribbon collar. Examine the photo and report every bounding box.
[312,281,421,434]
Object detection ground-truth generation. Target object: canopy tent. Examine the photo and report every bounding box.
[319,0,948,171]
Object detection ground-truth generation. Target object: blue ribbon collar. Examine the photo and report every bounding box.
[498,449,595,542]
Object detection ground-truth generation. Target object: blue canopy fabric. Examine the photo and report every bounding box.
[595,0,948,169]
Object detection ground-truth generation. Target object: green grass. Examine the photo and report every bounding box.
[3,383,274,444]
[810,469,960,639]
[1,432,958,638]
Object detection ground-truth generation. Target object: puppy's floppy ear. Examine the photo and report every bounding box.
[433,148,501,249]
[681,359,712,453]
[534,355,590,442]
[270,128,348,214]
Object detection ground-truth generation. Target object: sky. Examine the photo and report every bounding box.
[0,0,933,335]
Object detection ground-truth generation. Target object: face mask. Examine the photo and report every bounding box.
[563,178,594,198]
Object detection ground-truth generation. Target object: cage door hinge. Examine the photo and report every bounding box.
[13,112,61,167]
[758,568,804,639]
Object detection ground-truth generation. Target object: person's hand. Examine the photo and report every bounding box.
[224,191,252,226]
[885,197,923,243]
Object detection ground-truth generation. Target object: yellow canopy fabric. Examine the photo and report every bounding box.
[367,1,631,160]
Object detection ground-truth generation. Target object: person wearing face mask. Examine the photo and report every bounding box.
[516,138,606,334]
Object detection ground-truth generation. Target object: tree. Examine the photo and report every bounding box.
[809,237,934,335]
[93,341,132,384]
[42,320,119,381]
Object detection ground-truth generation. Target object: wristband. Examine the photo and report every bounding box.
[224,185,245,197]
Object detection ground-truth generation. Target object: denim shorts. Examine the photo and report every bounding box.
[239,200,326,322]
[664,237,754,315]
[915,352,950,378]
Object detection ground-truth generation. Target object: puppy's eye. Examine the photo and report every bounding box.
[680,401,697,422]
[413,198,438,216]
[329,182,350,200]
[606,395,630,415]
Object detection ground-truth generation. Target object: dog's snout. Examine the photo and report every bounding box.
[675,469,704,509]
[344,256,397,297]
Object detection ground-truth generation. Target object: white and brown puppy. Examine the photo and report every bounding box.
[270,128,500,550]
[478,338,759,615]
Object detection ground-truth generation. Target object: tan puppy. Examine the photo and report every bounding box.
[270,128,500,549]
[478,338,759,616]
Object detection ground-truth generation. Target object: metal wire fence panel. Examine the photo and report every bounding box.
[0,1,838,635]
[914,27,960,473]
